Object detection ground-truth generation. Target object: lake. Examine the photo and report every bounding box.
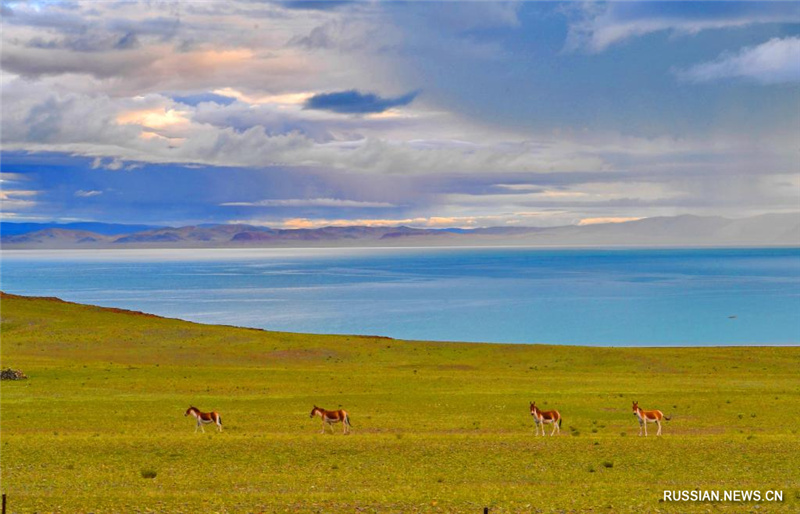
[1,247,798,346]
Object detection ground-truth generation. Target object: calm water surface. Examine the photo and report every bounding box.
[2,247,798,346]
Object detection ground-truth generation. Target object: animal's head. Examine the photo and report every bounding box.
[310,406,319,418]
[185,406,195,417]
[530,402,537,415]
[632,401,639,414]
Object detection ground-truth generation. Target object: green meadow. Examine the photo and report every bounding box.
[1,292,799,512]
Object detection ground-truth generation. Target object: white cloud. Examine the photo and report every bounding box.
[0,84,611,174]
[0,172,26,183]
[75,190,103,198]
[232,215,505,230]
[221,198,395,208]
[0,189,38,211]
[578,217,642,226]
[565,3,800,53]
[91,157,125,170]
[677,37,800,84]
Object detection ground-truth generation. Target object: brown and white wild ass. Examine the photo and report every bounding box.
[632,401,671,436]
[530,402,562,436]
[310,406,351,435]
[185,406,222,433]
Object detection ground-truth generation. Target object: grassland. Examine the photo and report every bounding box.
[1,292,799,512]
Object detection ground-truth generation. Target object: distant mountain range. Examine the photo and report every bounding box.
[1,213,798,249]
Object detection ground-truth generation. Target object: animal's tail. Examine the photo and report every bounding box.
[664,415,671,421]
[558,417,562,428]
[345,414,352,427]
[217,414,223,425]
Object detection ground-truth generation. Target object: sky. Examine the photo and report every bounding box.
[1,0,799,229]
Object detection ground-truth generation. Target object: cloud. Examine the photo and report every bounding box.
[1,45,159,79]
[221,198,395,208]
[1,1,798,227]
[304,89,419,114]
[91,157,125,171]
[172,92,237,107]
[0,189,38,210]
[26,31,141,53]
[74,190,103,198]
[238,215,491,230]
[4,83,793,183]
[0,172,27,183]
[565,3,800,53]
[578,217,642,226]
[2,87,615,174]
[277,1,357,12]
[677,37,800,85]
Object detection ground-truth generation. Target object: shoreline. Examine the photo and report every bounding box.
[2,244,799,263]
[2,292,797,349]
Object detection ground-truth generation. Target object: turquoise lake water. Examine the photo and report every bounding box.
[1,247,798,346]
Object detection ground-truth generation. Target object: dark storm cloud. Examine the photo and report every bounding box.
[304,90,420,114]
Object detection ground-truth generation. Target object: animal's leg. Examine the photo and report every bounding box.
[657,419,662,436]
[321,421,326,434]
[644,420,648,437]
[638,420,643,437]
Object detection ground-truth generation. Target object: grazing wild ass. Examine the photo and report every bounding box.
[632,401,671,436]
[530,402,562,436]
[185,406,222,433]
[310,406,352,435]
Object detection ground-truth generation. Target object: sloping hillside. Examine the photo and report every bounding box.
[1,293,799,512]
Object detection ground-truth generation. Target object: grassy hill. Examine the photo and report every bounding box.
[1,293,799,512]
